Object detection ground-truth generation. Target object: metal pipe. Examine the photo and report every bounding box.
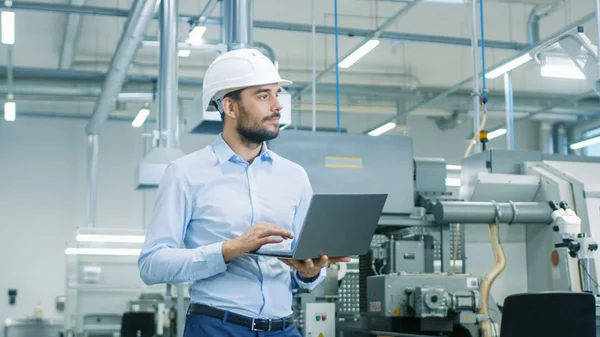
[432,201,554,225]
[294,0,424,99]
[85,0,159,135]
[504,71,514,150]
[157,0,178,149]
[582,259,592,292]
[0,1,549,51]
[595,0,600,80]
[190,0,218,26]
[527,2,564,44]
[59,0,86,69]
[366,12,599,134]
[311,0,316,132]
[7,46,13,92]
[222,0,253,51]
[334,0,340,132]
[470,0,481,154]
[86,134,98,227]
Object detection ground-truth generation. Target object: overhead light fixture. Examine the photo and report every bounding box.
[4,98,15,122]
[446,164,462,170]
[76,234,146,243]
[178,49,191,57]
[65,248,142,256]
[540,55,585,80]
[339,39,380,69]
[188,26,206,45]
[570,135,600,150]
[1,9,14,45]
[132,104,150,128]
[368,122,396,136]
[487,128,507,139]
[445,178,461,187]
[485,53,532,79]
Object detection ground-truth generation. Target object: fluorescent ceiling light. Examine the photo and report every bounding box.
[446,178,461,187]
[178,49,191,57]
[540,56,585,80]
[188,26,206,45]
[4,100,15,121]
[76,234,146,243]
[132,107,150,127]
[570,135,600,150]
[541,65,585,79]
[1,10,15,45]
[339,39,380,69]
[488,128,507,139]
[65,248,142,256]
[485,54,532,79]
[368,122,396,136]
[446,165,462,170]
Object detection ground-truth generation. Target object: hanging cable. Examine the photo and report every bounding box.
[334,0,341,133]
[479,0,488,105]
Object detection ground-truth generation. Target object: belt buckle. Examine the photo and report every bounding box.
[250,317,272,331]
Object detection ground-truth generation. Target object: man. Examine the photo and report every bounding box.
[138,48,350,337]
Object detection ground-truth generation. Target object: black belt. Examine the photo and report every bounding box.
[187,303,294,331]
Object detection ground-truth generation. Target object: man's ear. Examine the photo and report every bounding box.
[221,97,237,120]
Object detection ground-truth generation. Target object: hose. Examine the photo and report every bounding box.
[478,216,506,337]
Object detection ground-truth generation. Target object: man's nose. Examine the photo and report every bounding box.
[272,97,283,112]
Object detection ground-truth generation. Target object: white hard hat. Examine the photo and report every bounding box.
[202,48,292,112]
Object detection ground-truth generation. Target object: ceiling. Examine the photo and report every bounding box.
[0,0,598,133]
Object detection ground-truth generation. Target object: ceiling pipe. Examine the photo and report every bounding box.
[84,0,159,135]
[222,0,253,50]
[59,0,86,69]
[135,0,186,190]
[0,1,526,51]
[527,1,565,44]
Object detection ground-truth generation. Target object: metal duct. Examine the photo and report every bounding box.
[527,2,564,44]
[59,0,86,69]
[135,0,185,189]
[429,110,467,131]
[222,0,253,50]
[84,0,159,135]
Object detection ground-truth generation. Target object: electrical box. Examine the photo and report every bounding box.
[303,302,336,337]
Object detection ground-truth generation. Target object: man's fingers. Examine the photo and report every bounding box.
[278,258,294,267]
[303,258,315,269]
[260,227,294,239]
[329,256,352,264]
[259,237,284,246]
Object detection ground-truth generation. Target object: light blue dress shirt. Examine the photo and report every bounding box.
[138,134,326,319]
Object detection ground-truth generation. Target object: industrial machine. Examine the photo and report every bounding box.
[268,130,600,337]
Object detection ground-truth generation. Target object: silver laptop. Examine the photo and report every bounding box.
[248,193,388,260]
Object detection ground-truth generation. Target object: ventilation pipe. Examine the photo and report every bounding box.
[135,0,186,189]
[528,2,564,44]
[82,0,158,225]
[222,0,253,50]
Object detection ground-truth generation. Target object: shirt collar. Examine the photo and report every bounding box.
[212,133,273,165]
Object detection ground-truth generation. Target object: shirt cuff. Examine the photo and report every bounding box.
[294,267,326,290]
[193,241,228,276]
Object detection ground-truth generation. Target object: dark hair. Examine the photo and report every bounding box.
[215,89,243,122]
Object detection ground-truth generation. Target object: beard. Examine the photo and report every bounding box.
[236,105,280,146]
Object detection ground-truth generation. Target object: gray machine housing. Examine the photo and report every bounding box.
[366,273,481,332]
[267,130,415,215]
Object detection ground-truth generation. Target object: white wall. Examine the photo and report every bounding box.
[0,111,541,333]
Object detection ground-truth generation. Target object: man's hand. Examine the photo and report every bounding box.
[279,255,352,280]
[222,222,293,262]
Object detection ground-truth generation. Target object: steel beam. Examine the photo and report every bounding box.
[0,1,526,50]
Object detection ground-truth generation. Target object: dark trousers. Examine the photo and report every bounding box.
[183,312,303,337]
